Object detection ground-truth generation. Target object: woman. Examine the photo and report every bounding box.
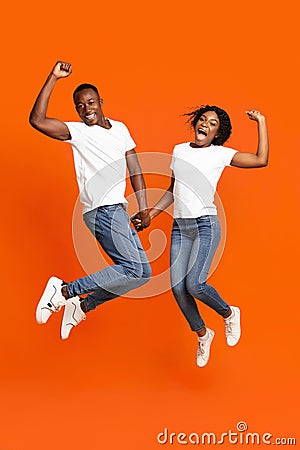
[133,105,268,367]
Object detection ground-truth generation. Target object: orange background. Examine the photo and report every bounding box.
[1,0,299,449]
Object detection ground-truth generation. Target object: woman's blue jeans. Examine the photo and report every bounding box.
[170,215,230,332]
[66,204,151,312]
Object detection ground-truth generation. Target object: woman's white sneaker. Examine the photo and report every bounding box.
[61,296,86,340]
[196,328,215,367]
[36,276,67,324]
[224,306,241,346]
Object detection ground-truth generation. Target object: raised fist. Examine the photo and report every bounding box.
[52,61,72,79]
[246,109,265,122]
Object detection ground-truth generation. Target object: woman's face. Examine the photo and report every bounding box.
[194,110,220,147]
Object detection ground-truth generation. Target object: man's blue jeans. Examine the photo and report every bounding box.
[67,204,151,312]
[170,215,230,332]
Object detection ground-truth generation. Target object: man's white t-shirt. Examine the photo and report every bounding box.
[65,119,135,214]
[170,142,238,218]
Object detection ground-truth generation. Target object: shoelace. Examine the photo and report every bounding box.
[197,342,207,356]
[225,319,235,336]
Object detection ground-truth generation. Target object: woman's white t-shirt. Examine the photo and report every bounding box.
[170,142,238,218]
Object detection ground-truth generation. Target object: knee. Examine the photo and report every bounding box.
[138,262,152,287]
[124,261,144,280]
[171,281,187,300]
[128,263,151,290]
[124,260,153,282]
[186,278,206,298]
[142,263,152,282]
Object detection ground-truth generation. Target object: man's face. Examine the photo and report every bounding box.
[74,88,103,126]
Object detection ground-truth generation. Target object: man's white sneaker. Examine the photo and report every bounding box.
[36,276,67,324]
[61,296,86,340]
[196,328,215,368]
[224,306,241,346]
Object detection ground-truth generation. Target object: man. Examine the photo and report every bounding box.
[30,61,151,339]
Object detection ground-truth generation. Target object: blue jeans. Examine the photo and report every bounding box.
[170,215,230,332]
[67,204,151,312]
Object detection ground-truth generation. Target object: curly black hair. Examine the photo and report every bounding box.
[184,105,232,146]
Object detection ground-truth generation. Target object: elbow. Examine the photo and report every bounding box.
[29,113,39,129]
[29,111,44,131]
[259,160,268,168]
[256,155,268,168]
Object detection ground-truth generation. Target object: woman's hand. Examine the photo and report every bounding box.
[231,110,269,168]
[246,109,265,122]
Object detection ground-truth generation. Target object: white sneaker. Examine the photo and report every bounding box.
[36,276,67,324]
[196,328,215,367]
[61,296,86,340]
[224,306,241,346]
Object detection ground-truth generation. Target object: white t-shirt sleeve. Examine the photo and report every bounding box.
[222,146,238,166]
[170,146,177,171]
[121,123,136,151]
[64,122,82,143]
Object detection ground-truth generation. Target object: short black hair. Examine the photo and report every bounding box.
[184,105,232,145]
[73,83,100,103]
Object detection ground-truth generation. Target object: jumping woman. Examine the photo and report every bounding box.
[132,106,268,367]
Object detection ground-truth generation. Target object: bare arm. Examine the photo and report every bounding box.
[131,175,174,231]
[149,175,174,219]
[29,61,72,141]
[126,149,150,230]
[231,110,269,168]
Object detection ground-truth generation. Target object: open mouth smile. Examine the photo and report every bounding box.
[85,113,96,121]
[197,128,207,136]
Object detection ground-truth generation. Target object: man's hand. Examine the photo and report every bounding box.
[52,61,72,79]
[131,209,151,232]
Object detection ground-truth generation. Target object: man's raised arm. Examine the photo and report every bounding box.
[29,61,72,141]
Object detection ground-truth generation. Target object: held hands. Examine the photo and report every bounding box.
[246,109,265,122]
[131,209,151,232]
[52,61,72,79]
